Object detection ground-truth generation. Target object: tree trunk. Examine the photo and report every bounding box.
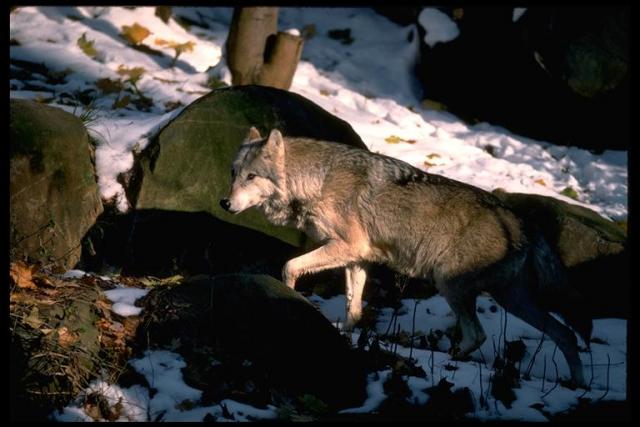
[259,32,304,90]
[226,7,304,90]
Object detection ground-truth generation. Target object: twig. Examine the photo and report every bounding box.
[541,354,546,392]
[579,349,595,399]
[525,332,546,378]
[502,307,508,362]
[430,347,435,387]
[541,345,559,399]
[597,354,611,402]
[478,361,486,409]
[409,300,419,360]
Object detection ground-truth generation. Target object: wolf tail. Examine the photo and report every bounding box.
[528,231,593,346]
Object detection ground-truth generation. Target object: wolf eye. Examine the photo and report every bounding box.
[246,173,256,181]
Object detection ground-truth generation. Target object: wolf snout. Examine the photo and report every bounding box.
[219,198,231,211]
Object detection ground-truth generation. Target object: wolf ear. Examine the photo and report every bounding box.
[266,129,284,148]
[246,126,262,142]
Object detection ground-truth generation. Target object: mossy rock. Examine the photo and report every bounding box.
[492,189,625,267]
[140,274,367,409]
[133,85,367,248]
[10,99,103,269]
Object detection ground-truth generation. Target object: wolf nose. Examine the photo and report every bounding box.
[219,199,231,211]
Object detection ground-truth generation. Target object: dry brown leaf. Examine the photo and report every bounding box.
[121,23,151,45]
[58,326,78,347]
[25,307,44,329]
[423,161,437,168]
[534,178,547,186]
[116,65,145,83]
[10,262,37,289]
[96,77,124,94]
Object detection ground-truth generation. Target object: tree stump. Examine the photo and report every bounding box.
[226,7,304,90]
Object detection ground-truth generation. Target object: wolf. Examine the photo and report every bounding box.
[220,126,591,387]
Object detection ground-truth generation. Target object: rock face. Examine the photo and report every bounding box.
[415,6,629,151]
[140,274,367,409]
[10,99,103,270]
[493,190,628,318]
[83,85,366,277]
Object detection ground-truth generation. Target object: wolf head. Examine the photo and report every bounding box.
[220,127,286,214]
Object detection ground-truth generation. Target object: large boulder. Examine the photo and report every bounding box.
[81,85,366,277]
[10,99,103,270]
[493,189,628,317]
[139,274,367,410]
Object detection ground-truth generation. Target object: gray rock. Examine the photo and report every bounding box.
[140,274,367,409]
[10,99,103,269]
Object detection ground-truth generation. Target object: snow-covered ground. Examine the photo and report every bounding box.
[11,6,627,422]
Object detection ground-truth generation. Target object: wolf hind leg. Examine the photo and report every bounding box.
[491,284,586,388]
[344,264,367,331]
[438,281,487,358]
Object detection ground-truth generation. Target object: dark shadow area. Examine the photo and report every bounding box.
[566,252,629,319]
[78,208,301,278]
[417,6,629,152]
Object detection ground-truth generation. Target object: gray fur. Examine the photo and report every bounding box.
[222,127,589,387]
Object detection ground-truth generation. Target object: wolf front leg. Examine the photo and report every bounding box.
[344,264,367,331]
[282,240,357,289]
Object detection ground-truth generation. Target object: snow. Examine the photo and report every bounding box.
[11,6,627,422]
[513,8,527,22]
[104,287,149,316]
[418,8,460,47]
[10,6,627,220]
[61,269,87,279]
[339,370,392,414]
[53,350,279,422]
[314,295,627,421]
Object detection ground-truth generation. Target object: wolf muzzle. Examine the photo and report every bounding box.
[219,198,231,211]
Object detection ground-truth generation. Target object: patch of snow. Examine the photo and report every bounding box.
[104,287,149,317]
[339,369,392,413]
[285,27,301,36]
[513,8,527,22]
[53,350,279,422]
[418,8,460,47]
[61,269,87,279]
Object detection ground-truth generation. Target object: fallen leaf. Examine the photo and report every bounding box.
[172,40,195,55]
[58,326,78,347]
[10,261,37,289]
[25,307,44,329]
[560,186,579,200]
[96,78,124,94]
[426,153,441,159]
[77,33,97,58]
[385,135,402,144]
[116,65,145,84]
[121,23,151,45]
[112,95,131,109]
[534,179,547,186]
